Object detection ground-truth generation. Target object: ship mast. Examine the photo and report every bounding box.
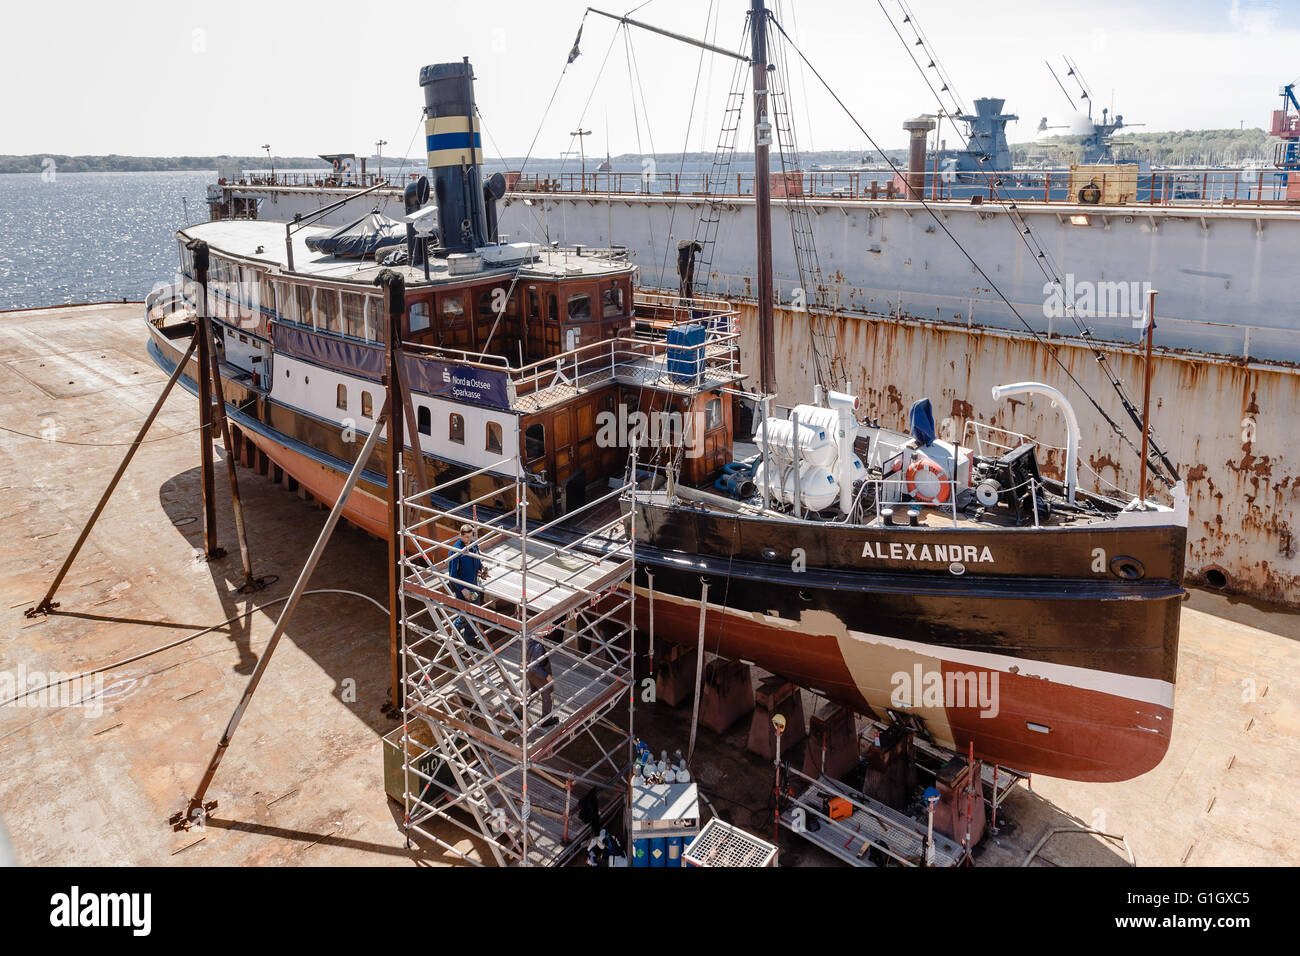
[588,2,776,392]
[750,0,777,396]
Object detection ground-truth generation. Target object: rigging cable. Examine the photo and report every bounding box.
[766,11,848,389]
[621,23,660,275]
[767,12,1178,488]
[654,0,718,289]
[516,8,593,183]
[688,17,754,299]
[896,0,967,112]
[388,111,428,186]
[477,21,623,252]
[873,0,1178,484]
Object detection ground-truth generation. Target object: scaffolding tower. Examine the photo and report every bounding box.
[396,461,636,866]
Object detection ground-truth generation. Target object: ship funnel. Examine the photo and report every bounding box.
[419,58,488,254]
[901,116,935,199]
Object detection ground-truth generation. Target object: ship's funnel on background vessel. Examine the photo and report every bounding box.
[902,115,936,199]
[419,58,488,254]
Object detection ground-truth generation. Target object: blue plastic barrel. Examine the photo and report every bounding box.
[632,839,649,867]
[667,835,683,867]
[666,323,706,384]
[649,837,667,867]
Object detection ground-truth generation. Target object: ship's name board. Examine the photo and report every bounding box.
[862,541,994,564]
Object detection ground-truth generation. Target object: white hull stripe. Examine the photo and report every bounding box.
[842,628,1174,710]
[636,585,1174,710]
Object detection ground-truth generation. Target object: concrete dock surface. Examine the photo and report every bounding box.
[1,304,1296,867]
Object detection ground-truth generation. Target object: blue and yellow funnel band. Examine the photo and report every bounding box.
[425,115,483,168]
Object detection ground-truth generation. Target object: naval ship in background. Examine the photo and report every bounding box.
[200,29,1300,610]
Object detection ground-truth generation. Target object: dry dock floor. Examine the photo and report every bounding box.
[1,304,1296,867]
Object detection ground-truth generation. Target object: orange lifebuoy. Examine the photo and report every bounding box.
[906,455,951,503]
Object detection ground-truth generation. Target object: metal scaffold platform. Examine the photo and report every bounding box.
[395,462,637,866]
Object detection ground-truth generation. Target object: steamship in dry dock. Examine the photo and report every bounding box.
[145,33,1190,782]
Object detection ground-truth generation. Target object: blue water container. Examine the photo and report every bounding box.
[666,323,706,385]
[649,837,667,867]
[632,839,649,867]
[667,835,683,867]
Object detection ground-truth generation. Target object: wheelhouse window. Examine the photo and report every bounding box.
[408,301,430,333]
[260,275,275,320]
[206,260,223,318]
[361,391,373,419]
[486,421,503,455]
[336,384,348,411]
[294,285,315,327]
[341,292,366,339]
[480,286,516,322]
[440,294,469,348]
[275,281,295,322]
[548,294,559,322]
[364,295,382,341]
[525,423,545,461]
[236,265,255,323]
[567,293,592,321]
[705,397,723,431]
[417,406,431,436]
[210,260,228,318]
[601,284,624,318]
[220,266,237,321]
[441,295,465,319]
[317,289,341,334]
[449,413,465,445]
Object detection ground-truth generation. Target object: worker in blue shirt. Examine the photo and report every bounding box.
[448,523,483,647]
[526,636,557,729]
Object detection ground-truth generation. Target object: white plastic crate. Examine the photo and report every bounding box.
[683,818,777,867]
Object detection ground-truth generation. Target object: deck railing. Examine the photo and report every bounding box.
[220,167,1296,207]
[508,167,1296,208]
[509,320,742,402]
[400,294,741,404]
[219,171,421,189]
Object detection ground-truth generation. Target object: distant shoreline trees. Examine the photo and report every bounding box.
[0,155,355,174]
[1010,127,1272,167]
[0,127,1278,175]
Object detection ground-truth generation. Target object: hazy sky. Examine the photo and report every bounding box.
[2,0,1296,160]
